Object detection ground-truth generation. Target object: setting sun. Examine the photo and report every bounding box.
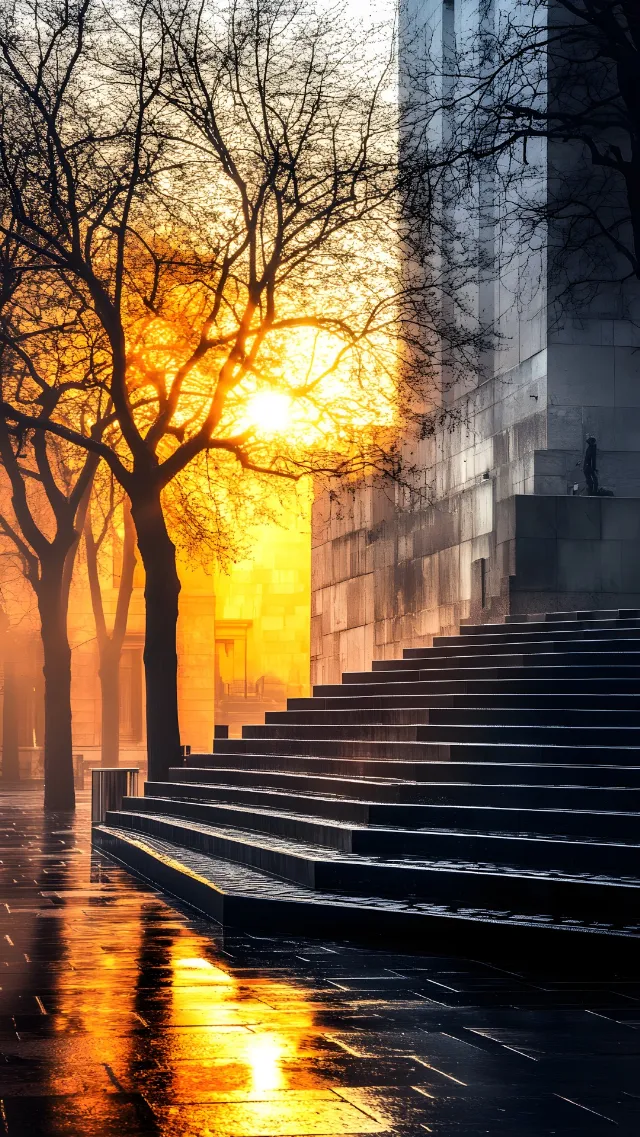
[245,391,293,436]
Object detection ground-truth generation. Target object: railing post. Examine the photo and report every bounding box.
[91,767,139,825]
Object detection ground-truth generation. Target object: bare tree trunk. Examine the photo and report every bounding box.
[62,478,93,613]
[99,642,120,767]
[2,656,20,782]
[86,498,138,767]
[37,557,75,811]
[131,488,181,783]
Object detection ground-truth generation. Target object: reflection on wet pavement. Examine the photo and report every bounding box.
[0,788,639,1135]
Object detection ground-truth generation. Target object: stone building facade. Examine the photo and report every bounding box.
[0,506,310,774]
[311,0,640,685]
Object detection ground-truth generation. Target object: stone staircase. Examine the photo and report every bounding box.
[93,610,640,964]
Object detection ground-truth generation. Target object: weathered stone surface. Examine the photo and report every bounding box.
[313,485,640,682]
[311,0,640,680]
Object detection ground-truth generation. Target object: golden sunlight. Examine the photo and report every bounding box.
[244,1032,288,1093]
[172,956,234,983]
[245,391,293,436]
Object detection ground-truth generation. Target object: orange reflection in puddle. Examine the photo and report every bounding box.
[167,937,318,1096]
[39,860,388,1134]
[172,956,235,982]
[245,1030,292,1094]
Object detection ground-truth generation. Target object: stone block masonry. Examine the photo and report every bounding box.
[312,488,640,686]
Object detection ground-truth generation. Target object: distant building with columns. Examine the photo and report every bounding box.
[0,510,310,776]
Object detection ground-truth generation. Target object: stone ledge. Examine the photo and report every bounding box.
[94,825,640,965]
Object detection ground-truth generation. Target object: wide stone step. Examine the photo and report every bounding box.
[153,779,375,822]
[92,825,640,961]
[435,625,640,648]
[143,783,640,843]
[507,609,640,623]
[101,809,640,922]
[365,652,640,675]
[462,612,640,635]
[128,794,360,852]
[166,770,640,810]
[241,722,640,746]
[196,747,640,782]
[208,736,640,765]
[292,691,640,712]
[125,795,640,873]
[407,635,640,660]
[267,706,640,727]
[312,676,640,698]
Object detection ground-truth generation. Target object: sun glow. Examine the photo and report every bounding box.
[245,391,293,436]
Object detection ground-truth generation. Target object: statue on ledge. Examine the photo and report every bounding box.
[583,436,598,495]
[582,436,614,496]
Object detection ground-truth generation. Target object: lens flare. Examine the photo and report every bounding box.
[245,391,292,435]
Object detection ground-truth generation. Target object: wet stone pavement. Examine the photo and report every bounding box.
[0,790,639,1136]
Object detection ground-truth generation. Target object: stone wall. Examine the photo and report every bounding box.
[311,489,640,685]
[504,495,640,614]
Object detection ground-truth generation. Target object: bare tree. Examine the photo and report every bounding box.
[0,428,97,808]
[84,477,137,768]
[0,212,110,807]
[0,599,19,782]
[0,0,485,785]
